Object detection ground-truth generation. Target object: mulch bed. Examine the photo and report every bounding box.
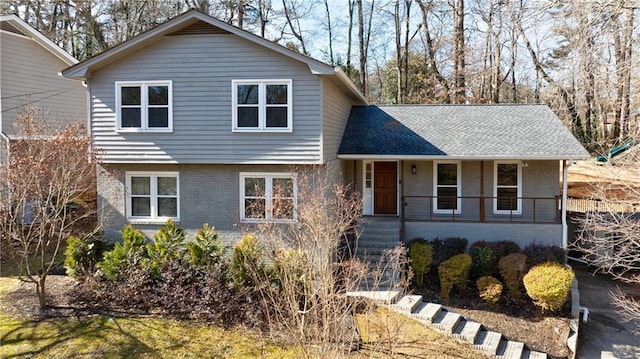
[413,271,572,359]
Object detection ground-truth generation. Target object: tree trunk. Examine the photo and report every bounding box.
[416,0,451,103]
[323,0,335,66]
[37,275,47,308]
[347,0,354,77]
[453,0,466,103]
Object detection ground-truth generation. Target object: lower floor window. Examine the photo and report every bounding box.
[126,172,179,220]
[240,173,296,222]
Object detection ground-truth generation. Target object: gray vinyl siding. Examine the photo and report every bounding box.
[90,34,323,164]
[0,31,86,138]
[321,78,354,162]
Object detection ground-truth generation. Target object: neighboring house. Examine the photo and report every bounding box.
[0,14,87,165]
[62,10,589,249]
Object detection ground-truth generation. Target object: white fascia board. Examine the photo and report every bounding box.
[1,14,77,65]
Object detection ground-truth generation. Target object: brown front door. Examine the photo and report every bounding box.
[374,161,397,214]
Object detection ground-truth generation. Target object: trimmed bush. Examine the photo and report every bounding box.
[498,253,528,299]
[438,253,472,301]
[523,243,566,268]
[409,242,433,287]
[469,241,498,278]
[477,276,503,304]
[523,262,574,312]
[429,237,468,266]
[64,234,109,280]
[491,240,521,259]
[97,225,147,282]
[230,234,264,287]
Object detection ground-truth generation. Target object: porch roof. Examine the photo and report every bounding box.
[337,104,590,160]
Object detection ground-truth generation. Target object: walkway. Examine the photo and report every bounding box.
[572,261,640,359]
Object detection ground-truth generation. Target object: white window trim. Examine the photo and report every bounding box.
[115,80,173,132]
[493,161,522,215]
[232,79,293,133]
[433,161,461,214]
[125,171,180,223]
[239,172,297,223]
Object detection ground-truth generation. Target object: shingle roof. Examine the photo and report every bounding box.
[338,104,590,160]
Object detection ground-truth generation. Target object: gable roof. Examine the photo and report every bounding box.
[338,104,590,160]
[62,9,365,103]
[0,14,77,65]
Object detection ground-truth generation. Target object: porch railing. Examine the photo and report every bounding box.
[401,195,561,223]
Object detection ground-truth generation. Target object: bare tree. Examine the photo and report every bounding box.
[243,165,410,354]
[0,107,101,308]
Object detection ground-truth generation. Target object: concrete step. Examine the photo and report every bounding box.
[432,311,461,334]
[473,330,502,356]
[452,319,481,344]
[390,295,422,313]
[412,302,442,323]
[524,349,548,359]
[497,340,525,359]
[346,290,400,305]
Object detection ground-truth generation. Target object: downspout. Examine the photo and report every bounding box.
[562,160,572,249]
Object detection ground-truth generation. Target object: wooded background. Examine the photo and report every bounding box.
[3,0,639,147]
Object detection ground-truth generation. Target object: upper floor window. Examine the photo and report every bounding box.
[126,172,179,222]
[240,172,297,222]
[232,79,292,132]
[433,161,461,214]
[116,81,172,132]
[494,162,522,215]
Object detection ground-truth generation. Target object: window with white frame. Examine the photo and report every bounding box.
[240,173,296,222]
[126,172,179,221]
[232,80,292,132]
[494,162,522,214]
[116,81,172,131]
[433,161,461,214]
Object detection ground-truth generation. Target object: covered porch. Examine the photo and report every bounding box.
[342,159,569,247]
[337,104,590,248]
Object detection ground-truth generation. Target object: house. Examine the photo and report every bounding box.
[0,14,87,165]
[62,10,589,249]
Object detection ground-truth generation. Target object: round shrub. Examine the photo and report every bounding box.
[409,242,433,287]
[523,262,574,312]
[469,241,498,278]
[477,276,503,305]
[438,253,472,301]
[491,240,521,259]
[498,253,528,300]
[523,243,566,268]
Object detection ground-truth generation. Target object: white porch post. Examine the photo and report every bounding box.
[561,160,570,249]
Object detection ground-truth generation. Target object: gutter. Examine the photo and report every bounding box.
[337,154,590,161]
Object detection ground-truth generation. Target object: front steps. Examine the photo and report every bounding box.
[353,218,402,289]
[349,291,549,359]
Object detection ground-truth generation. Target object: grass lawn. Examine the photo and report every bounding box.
[0,277,480,358]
